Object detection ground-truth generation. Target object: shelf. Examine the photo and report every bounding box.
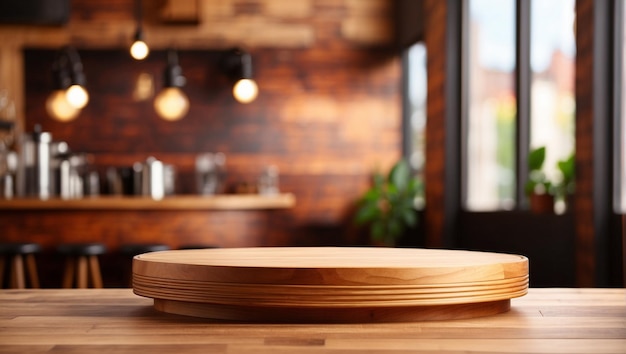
[0,194,296,211]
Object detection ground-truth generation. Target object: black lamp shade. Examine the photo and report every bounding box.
[163,50,186,88]
[222,48,254,81]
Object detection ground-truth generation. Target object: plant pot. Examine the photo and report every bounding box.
[530,193,555,214]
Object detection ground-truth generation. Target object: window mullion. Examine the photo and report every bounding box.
[515,0,531,210]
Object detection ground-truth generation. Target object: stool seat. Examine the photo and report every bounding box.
[120,243,170,256]
[0,242,41,289]
[178,244,218,250]
[58,243,107,289]
[0,242,42,255]
[57,243,107,256]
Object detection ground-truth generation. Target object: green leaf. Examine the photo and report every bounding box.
[406,178,420,196]
[361,188,381,202]
[389,160,410,191]
[524,180,536,196]
[373,172,385,188]
[354,203,380,224]
[386,183,398,196]
[557,153,575,181]
[528,146,546,171]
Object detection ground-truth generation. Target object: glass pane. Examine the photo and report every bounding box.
[529,0,576,212]
[406,42,427,208]
[466,0,517,211]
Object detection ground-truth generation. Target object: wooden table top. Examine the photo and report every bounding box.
[0,288,624,353]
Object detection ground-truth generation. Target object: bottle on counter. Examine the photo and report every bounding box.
[258,165,279,195]
[16,125,53,199]
[196,152,226,195]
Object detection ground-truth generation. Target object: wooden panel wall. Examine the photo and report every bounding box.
[573,0,620,287]
[0,0,403,259]
[422,0,449,248]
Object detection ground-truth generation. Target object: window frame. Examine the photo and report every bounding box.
[613,0,625,214]
[419,0,623,287]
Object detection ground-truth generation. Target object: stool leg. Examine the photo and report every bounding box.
[0,256,5,288]
[77,256,88,289]
[62,257,75,288]
[25,254,40,288]
[10,255,25,289]
[88,255,103,288]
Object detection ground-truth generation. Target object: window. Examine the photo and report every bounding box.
[464,0,576,211]
[466,0,516,211]
[405,43,427,178]
[404,41,427,208]
[530,0,576,212]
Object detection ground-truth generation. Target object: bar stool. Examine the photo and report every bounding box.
[120,243,170,257]
[0,242,41,289]
[178,244,218,249]
[57,243,107,288]
[120,243,170,286]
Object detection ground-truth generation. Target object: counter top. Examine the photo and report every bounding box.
[0,193,296,210]
[0,288,624,353]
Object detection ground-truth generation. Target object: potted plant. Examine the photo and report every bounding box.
[553,152,575,211]
[525,146,555,213]
[354,159,422,247]
[525,146,575,213]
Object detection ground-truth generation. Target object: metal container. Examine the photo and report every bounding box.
[106,166,135,195]
[16,126,53,199]
[0,150,16,199]
[196,152,225,195]
[57,153,86,200]
[141,157,164,200]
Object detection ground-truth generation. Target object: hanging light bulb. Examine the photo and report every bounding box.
[154,50,189,121]
[46,47,87,121]
[64,47,89,110]
[46,90,80,122]
[154,87,189,121]
[130,0,149,61]
[130,29,149,60]
[222,48,259,104]
[65,84,89,109]
[233,78,258,104]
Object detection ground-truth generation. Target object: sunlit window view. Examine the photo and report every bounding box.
[466,0,576,211]
[466,0,516,211]
[529,0,576,211]
[406,42,427,180]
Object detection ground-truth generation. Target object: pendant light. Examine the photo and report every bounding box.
[46,46,88,122]
[130,28,149,60]
[130,0,149,60]
[223,48,258,104]
[154,50,189,121]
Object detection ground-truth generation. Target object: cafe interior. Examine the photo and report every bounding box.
[0,0,624,291]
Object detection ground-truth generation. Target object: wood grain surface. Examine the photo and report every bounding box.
[132,247,528,321]
[132,247,528,284]
[0,288,624,353]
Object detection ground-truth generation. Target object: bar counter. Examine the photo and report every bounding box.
[0,194,296,210]
[0,194,297,252]
[1,288,624,353]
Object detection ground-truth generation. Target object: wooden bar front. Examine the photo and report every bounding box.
[0,195,296,250]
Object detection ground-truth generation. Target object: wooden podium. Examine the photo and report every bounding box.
[132,247,528,322]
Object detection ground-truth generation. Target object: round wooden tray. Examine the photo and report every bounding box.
[133,247,528,322]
